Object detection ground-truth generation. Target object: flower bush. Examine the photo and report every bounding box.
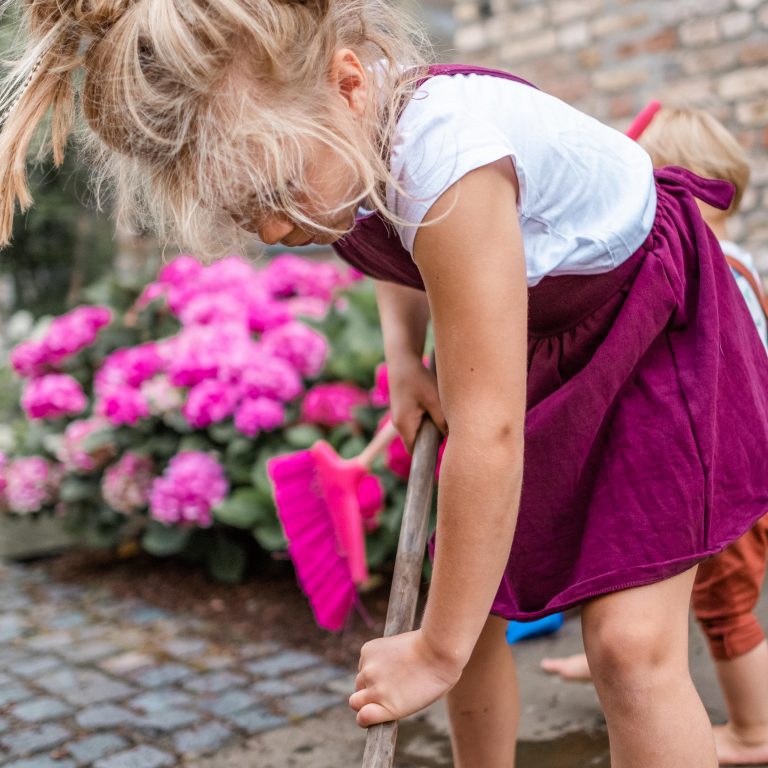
[1,253,422,582]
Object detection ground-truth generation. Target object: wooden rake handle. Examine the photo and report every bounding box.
[361,410,442,768]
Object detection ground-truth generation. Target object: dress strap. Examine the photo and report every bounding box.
[422,64,538,90]
[654,165,735,211]
[725,255,768,321]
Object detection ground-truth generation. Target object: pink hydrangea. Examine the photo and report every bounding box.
[182,380,240,428]
[58,418,114,472]
[149,451,228,527]
[10,340,49,378]
[177,293,250,328]
[263,254,356,302]
[135,281,167,309]
[157,254,204,286]
[284,296,331,320]
[95,385,150,426]
[261,322,328,378]
[95,344,163,394]
[246,298,292,334]
[234,397,286,437]
[385,434,412,480]
[235,352,303,402]
[21,374,88,420]
[0,452,8,509]
[102,453,155,514]
[140,375,184,416]
[357,473,384,532]
[4,456,61,514]
[371,363,389,407]
[44,306,111,363]
[301,383,369,427]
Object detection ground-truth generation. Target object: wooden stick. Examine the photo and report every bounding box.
[361,411,442,768]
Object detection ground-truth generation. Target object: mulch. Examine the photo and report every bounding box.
[42,547,425,669]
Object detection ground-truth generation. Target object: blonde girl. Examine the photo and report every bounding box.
[2,2,767,766]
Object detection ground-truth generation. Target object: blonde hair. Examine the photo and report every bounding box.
[639,106,751,212]
[0,0,429,253]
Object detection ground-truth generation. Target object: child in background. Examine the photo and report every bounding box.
[542,105,768,767]
[2,2,768,765]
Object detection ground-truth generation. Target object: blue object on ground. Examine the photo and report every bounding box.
[506,612,564,644]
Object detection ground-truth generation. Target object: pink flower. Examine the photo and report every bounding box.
[21,374,88,420]
[149,451,228,527]
[246,299,292,334]
[385,434,412,480]
[44,306,111,363]
[261,322,328,378]
[95,344,163,393]
[357,473,384,532]
[182,380,240,428]
[177,293,250,327]
[58,418,114,472]
[10,340,48,378]
[263,254,356,301]
[5,456,61,514]
[140,375,184,416]
[102,453,155,514]
[0,452,8,509]
[135,281,167,309]
[235,351,303,402]
[234,397,286,437]
[284,296,331,320]
[301,383,369,427]
[371,363,389,407]
[95,386,150,426]
[158,254,204,286]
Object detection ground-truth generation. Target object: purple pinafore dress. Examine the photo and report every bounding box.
[333,65,768,620]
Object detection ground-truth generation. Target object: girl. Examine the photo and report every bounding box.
[1,1,767,765]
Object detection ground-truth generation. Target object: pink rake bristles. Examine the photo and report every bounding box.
[626,99,662,141]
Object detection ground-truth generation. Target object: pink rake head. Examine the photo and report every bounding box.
[626,99,661,141]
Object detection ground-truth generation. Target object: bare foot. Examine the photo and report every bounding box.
[540,653,592,682]
[714,723,768,766]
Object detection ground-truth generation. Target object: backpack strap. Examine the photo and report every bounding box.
[725,254,768,322]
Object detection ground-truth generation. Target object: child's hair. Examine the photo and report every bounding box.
[0,0,429,254]
[639,106,750,213]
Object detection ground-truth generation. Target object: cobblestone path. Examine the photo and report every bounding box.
[0,561,352,767]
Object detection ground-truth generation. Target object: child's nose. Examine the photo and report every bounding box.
[259,218,294,245]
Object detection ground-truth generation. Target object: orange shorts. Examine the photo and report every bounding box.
[692,513,768,661]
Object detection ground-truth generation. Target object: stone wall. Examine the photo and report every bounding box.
[451,0,768,269]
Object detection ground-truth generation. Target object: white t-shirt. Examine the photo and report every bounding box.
[387,73,657,286]
[721,240,768,352]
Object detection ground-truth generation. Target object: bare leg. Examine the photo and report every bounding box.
[446,614,519,768]
[540,652,592,681]
[582,567,717,768]
[712,640,768,765]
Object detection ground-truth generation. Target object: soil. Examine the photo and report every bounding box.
[42,547,417,668]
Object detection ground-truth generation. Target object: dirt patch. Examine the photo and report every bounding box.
[40,547,420,668]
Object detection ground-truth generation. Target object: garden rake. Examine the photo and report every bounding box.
[361,406,442,768]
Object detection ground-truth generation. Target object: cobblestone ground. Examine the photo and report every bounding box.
[0,560,353,767]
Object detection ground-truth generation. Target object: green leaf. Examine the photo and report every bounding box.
[208,422,237,445]
[81,428,117,454]
[206,532,248,584]
[283,425,324,449]
[177,435,211,453]
[59,476,100,504]
[214,488,270,529]
[141,520,192,556]
[252,522,287,552]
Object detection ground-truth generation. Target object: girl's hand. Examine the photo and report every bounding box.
[388,357,448,452]
[348,629,462,727]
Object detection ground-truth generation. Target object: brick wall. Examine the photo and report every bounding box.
[451,0,768,270]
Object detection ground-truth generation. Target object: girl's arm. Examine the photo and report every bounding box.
[375,280,447,447]
[350,157,527,725]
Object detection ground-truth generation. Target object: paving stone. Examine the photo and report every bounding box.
[47,612,87,630]
[325,674,356,697]
[174,721,233,755]
[0,717,10,733]
[76,704,136,730]
[198,690,261,717]
[250,679,299,698]
[227,707,288,734]
[133,708,202,733]
[94,745,175,768]
[99,652,155,676]
[280,691,345,718]
[24,632,77,652]
[57,641,120,664]
[124,607,169,624]
[129,663,193,688]
[194,654,234,670]
[68,734,128,765]
[5,758,76,768]
[11,697,74,723]
[0,684,35,707]
[182,670,248,693]
[160,638,207,659]
[38,668,135,706]
[1,724,71,757]
[129,689,193,713]
[13,656,63,678]
[0,647,31,666]
[42,585,87,601]
[239,641,281,659]
[244,650,320,678]
[284,665,346,689]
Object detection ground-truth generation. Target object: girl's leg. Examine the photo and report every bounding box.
[582,567,717,768]
[446,614,519,768]
[712,641,768,765]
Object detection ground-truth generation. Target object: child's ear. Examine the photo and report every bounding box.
[330,48,368,116]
